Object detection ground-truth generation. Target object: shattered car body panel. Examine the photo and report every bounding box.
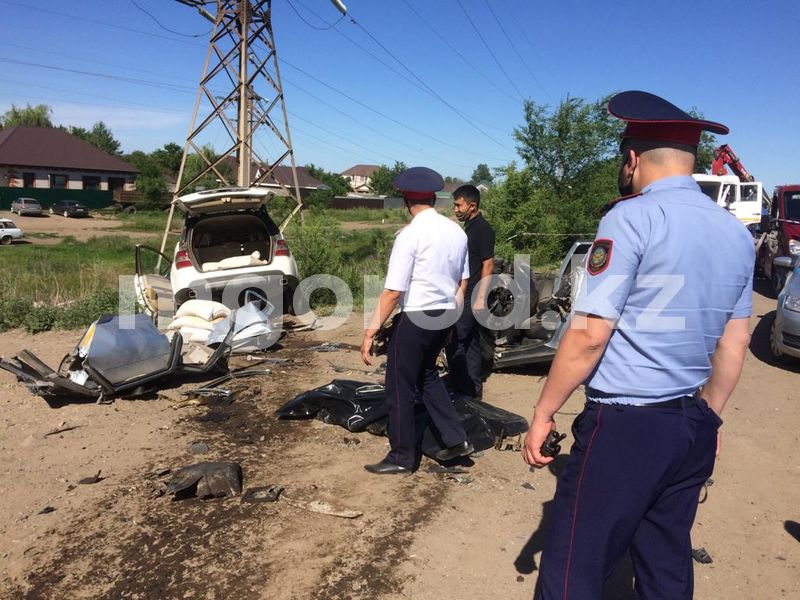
[0,314,233,404]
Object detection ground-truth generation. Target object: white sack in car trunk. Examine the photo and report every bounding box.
[201,251,267,273]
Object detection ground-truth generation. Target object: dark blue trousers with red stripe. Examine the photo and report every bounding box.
[385,310,467,470]
[536,399,721,600]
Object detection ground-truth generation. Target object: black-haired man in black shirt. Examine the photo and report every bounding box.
[446,184,495,399]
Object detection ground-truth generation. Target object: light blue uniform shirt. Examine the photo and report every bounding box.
[573,176,755,404]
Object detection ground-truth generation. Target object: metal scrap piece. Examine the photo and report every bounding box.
[165,462,243,499]
[241,485,284,503]
[692,547,713,564]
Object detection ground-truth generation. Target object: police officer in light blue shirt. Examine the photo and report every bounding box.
[521,91,755,599]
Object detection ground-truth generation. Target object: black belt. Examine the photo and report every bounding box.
[590,395,702,409]
[630,395,701,408]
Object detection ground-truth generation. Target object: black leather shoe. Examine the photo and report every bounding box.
[364,461,411,475]
[435,440,474,462]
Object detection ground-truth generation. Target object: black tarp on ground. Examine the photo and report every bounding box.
[276,380,529,459]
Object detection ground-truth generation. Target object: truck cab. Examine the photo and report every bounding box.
[769,185,800,256]
[692,174,764,226]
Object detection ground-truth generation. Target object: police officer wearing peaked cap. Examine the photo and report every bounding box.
[360,166,475,474]
[522,91,755,599]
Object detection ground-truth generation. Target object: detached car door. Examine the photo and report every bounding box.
[134,244,175,325]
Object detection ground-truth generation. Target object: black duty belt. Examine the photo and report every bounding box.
[628,395,701,409]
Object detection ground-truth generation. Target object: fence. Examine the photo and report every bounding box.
[0,187,115,210]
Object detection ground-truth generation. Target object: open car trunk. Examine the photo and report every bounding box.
[188,213,274,272]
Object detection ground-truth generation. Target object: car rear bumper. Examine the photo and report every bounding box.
[175,272,299,310]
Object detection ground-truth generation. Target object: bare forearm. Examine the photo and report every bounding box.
[475,260,494,304]
[534,321,608,421]
[365,291,400,337]
[701,317,750,415]
[702,343,747,415]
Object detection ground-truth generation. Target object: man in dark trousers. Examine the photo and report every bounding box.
[522,91,754,598]
[360,167,475,474]
[446,184,495,399]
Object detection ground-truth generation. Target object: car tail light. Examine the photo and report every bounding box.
[275,238,291,257]
[175,249,193,269]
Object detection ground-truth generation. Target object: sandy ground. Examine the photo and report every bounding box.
[0,290,799,599]
[0,210,156,244]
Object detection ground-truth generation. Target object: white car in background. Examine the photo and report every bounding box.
[0,218,23,245]
[135,187,299,316]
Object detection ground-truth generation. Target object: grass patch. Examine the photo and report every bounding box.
[24,231,61,239]
[115,210,170,233]
[317,207,409,224]
[1,235,152,304]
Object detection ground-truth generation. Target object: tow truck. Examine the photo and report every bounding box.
[696,144,800,293]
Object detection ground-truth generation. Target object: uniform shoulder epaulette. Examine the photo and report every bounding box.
[601,192,643,215]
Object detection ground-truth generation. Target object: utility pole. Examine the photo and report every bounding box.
[160,1,347,258]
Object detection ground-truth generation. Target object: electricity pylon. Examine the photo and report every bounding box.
[160,0,346,257]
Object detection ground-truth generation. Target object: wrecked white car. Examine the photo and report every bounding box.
[167,187,299,312]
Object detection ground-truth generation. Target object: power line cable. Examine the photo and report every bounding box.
[0,1,205,48]
[499,0,562,92]
[482,0,550,99]
[454,0,526,102]
[344,9,515,151]
[0,57,196,93]
[280,58,509,163]
[130,0,211,38]
[282,72,477,169]
[286,0,345,31]
[399,0,518,103]
[0,41,198,85]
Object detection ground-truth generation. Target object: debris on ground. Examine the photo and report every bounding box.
[0,314,233,404]
[426,465,469,475]
[165,462,243,499]
[37,506,56,515]
[241,485,284,504]
[439,473,473,485]
[281,494,362,519]
[189,441,209,454]
[78,470,103,485]
[313,342,341,353]
[43,422,82,438]
[692,547,713,564]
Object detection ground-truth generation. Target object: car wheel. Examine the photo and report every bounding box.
[0,235,11,245]
[770,314,789,364]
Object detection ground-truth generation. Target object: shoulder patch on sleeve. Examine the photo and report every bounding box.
[587,239,613,275]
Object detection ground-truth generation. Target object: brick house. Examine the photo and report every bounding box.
[0,125,138,193]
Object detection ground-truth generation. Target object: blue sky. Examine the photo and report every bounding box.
[0,0,797,191]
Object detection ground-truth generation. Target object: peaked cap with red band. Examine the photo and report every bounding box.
[608,90,729,147]
[394,166,444,201]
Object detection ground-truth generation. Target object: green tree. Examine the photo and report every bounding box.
[66,122,122,156]
[369,161,407,196]
[444,175,465,184]
[1,103,53,128]
[179,145,234,193]
[304,164,351,209]
[151,142,183,176]
[126,150,167,206]
[470,163,493,184]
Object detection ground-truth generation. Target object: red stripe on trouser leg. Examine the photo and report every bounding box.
[563,405,604,600]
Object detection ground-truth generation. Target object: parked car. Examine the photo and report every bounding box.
[770,260,800,362]
[134,187,299,314]
[50,199,89,218]
[0,218,23,245]
[10,197,43,216]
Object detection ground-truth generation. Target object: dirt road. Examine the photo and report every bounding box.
[0,211,153,244]
[1,290,798,599]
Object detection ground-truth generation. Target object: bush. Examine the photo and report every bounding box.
[0,297,30,331]
[55,288,119,330]
[26,305,58,334]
